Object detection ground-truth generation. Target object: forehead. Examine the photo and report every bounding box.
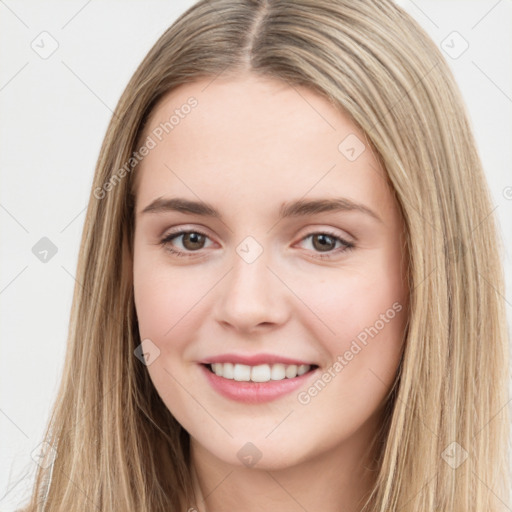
[134,73,390,216]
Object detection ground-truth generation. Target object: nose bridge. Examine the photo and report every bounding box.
[214,240,288,330]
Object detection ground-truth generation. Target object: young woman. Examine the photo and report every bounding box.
[19,0,511,511]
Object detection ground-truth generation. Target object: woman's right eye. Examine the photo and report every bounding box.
[159,229,213,258]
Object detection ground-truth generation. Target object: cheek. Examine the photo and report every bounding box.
[133,227,197,330]
[133,250,203,355]
[293,275,406,430]
[133,262,206,418]
[304,256,407,386]
[303,260,406,336]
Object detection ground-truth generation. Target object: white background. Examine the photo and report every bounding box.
[1,1,511,509]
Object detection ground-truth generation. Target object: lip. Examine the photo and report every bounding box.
[199,363,319,404]
[199,353,315,366]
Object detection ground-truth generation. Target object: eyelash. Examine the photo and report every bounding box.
[159,229,355,260]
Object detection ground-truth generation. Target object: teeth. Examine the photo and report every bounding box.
[271,364,286,380]
[209,362,312,382]
[233,363,251,381]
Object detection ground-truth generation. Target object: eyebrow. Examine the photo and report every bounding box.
[140,196,382,223]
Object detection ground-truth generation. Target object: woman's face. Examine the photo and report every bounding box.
[132,73,408,470]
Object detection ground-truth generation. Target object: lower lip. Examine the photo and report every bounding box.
[200,364,318,404]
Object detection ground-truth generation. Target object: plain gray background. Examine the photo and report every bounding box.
[1,1,511,509]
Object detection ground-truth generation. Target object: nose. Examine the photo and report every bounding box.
[213,248,290,334]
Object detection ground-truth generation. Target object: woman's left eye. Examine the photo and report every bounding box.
[297,232,355,259]
[159,229,355,259]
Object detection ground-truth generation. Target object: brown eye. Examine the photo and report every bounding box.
[160,229,213,258]
[298,231,355,259]
[311,233,337,252]
[180,232,206,250]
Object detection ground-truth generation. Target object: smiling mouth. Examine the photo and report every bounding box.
[203,362,319,383]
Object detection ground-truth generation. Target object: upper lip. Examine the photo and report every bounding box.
[200,353,316,366]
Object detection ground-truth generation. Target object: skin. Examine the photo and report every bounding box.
[132,72,409,512]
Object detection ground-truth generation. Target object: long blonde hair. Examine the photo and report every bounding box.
[18,1,510,510]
